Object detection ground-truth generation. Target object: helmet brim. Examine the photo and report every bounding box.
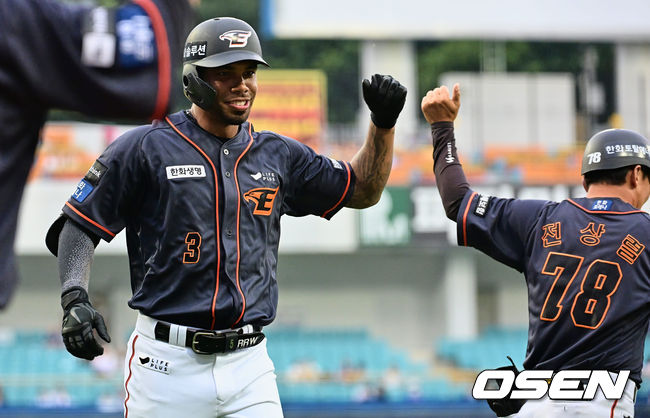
[192,50,269,68]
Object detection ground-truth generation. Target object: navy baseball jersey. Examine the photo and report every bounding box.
[458,192,650,383]
[0,0,193,308]
[47,110,355,330]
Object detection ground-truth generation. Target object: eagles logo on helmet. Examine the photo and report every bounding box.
[219,30,252,47]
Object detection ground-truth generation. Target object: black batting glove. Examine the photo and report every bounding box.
[486,357,526,417]
[61,287,111,360]
[362,74,407,129]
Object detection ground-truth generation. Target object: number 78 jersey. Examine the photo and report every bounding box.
[457,191,650,383]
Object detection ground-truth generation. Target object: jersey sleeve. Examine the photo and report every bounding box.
[47,128,147,251]
[1,0,193,120]
[456,189,548,272]
[281,137,355,220]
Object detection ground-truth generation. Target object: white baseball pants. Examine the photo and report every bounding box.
[122,314,283,418]
[508,372,636,418]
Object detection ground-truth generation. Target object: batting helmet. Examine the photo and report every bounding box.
[581,129,650,175]
[182,17,269,110]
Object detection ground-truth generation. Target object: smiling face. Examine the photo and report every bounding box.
[198,60,258,129]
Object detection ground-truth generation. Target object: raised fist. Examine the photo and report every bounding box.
[362,74,407,129]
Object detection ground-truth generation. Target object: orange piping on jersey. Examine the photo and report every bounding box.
[231,123,255,327]
[166,117,221,330]
[133,0,171,121]
[567,198,646,215]
[65,202,115,238]
[321,161,352,218]
[123,334,138,417]
[610,398,618,417]
[461,192,478,246]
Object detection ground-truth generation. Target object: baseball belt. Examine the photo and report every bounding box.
[153,320,264,355]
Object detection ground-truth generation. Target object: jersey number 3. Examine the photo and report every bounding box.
[183,232,202,264]
[540,252,622,329]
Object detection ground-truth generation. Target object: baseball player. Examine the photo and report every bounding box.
[45,17,407,417]
[422,84,646,417]
[0,0,195,310]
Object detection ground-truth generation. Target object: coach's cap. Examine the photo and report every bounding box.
[581,128,650,175]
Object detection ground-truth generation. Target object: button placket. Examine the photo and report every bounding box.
[221,144,236,247]
[222,147,231,178]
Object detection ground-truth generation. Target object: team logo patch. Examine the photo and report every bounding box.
[72,179,94,203]
[244,187,279,216]
[137,354,170,375]
[474,194,492,217]
[591,199,612,211]
[183,41,207,61]
[219,30,252,48]
[84,160,108,186]
[166,165,206,179]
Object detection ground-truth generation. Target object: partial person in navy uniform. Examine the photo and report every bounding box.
[0,0,195,309]
[45,17,407,417]
[422,84,647,417]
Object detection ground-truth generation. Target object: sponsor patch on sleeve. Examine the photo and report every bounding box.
[81,7,117,68]
[84,161,108,186]
[72,179,95,203]
[474,194,492,217]
[591,199,612,211]
[115,4,155,68]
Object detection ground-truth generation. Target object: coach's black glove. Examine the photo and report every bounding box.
[61,287,111,360]
[486,356,526,417]
[362,74,407,129]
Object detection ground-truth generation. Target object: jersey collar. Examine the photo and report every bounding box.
[166,110,252,146]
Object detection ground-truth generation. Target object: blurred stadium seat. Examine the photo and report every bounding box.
[436,326,528,371]
[0,329,121,408]
[266,327,468,403]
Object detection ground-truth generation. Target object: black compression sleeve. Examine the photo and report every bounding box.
[432,122,470,221]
